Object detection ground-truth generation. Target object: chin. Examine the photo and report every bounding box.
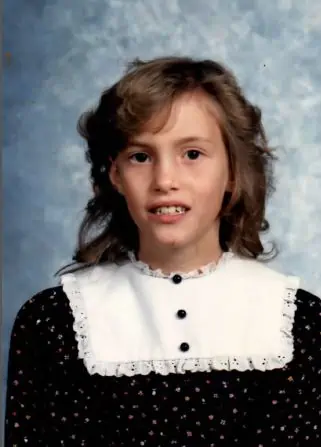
[151,232,191,249]
[139,222,196,250]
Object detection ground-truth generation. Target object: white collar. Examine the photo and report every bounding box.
[60,253,300,377]
[127,249,234,279]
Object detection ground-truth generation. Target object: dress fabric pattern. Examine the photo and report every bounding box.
[5,286,321,446]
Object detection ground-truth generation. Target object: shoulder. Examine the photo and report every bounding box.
[59,261,121,285]
[15,261,123,329]
[295,288,321,324]
[14,260,124,329]
[225,256,301,305]
[59,261,126,302]
[228,257,320,335]
[293,288,321,352]
[17,285,68,312]
[12,286,70,333]
[296,287,320,303]
[228,255,300,286]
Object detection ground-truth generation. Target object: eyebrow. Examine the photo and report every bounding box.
[127,136,213,148]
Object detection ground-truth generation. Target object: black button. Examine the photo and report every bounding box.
[176,309,187,319]
[179,342,190,352]
[172,274,182,284]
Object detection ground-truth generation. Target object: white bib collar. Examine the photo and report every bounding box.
[60,253,300,377]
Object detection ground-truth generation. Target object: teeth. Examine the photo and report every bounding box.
[154,206,186,215]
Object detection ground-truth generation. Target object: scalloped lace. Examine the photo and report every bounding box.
[61,266,299,377]
[127,249,235,279]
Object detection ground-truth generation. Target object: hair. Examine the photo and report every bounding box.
[55,55,279,277]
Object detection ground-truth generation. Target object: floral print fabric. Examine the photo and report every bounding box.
[5,286,321,446]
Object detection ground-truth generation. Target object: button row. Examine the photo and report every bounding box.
[171,274,189,352]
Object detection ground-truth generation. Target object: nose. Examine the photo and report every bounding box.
[152,159,179,192]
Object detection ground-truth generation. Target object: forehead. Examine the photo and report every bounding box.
[135,90,223,142]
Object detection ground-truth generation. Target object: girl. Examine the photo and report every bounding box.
[5,56,320,446]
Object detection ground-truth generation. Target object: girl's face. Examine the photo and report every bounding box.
[109,90,232,259]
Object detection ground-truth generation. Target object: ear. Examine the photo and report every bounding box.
[109,158,124,194]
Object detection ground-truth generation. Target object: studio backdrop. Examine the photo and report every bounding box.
[3,0,321,436]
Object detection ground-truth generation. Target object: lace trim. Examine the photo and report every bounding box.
[127,249,235,279]
[61,271,299,377]
[279,274,299,367]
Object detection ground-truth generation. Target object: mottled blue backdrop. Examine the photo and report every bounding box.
[3,0,321,435]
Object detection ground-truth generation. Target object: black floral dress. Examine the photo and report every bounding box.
[4,254,321,446]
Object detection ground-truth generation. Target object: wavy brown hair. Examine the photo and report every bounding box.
[55,55,279,276]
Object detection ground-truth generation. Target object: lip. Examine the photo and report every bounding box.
[147,209,189,224]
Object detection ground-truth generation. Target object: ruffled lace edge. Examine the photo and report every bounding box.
[61,272,299,377]
[127,249,235,279]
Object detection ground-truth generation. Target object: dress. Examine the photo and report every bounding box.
[4,251,321,446]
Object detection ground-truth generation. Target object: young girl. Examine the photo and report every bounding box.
[5,56,320,446]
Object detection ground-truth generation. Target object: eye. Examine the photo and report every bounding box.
[128,152,150,163]
[185,149,202,160]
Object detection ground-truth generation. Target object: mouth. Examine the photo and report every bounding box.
[148,205,190,216]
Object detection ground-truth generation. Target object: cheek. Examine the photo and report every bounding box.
[195,178,227,211]
[122,182,146,219]
[199,174,227,197]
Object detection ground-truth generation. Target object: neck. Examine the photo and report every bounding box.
[137,241,224,275]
